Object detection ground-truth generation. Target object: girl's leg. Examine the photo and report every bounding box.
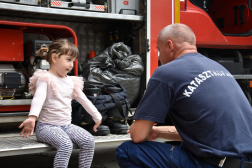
[65,124,95,168]
[35,122,73,168]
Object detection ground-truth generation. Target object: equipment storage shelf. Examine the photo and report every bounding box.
[0,0,146,119]
[0,2,144,22]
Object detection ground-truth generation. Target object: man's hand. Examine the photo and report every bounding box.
[19,116,37,138]
[148,126,158,141]
[93,120,101,132]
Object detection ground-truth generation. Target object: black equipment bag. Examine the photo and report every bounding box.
[82,42,144,106]
[71,82,131,125]
[101,84,131,120]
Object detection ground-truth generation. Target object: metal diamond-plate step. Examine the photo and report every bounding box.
[0,134,130,157]
[94,134,130,143]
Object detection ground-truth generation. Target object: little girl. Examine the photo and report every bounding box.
[19,38,102,168]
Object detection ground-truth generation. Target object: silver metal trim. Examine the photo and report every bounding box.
[0,0,38,5]
[51,1,105,12]
[0,99,32,106]
[0,112,28,117]
[0,134,131,157]
[0,133,167,157]
[0,116,28,123]
[0,2,144,21]
[233,75,252,79]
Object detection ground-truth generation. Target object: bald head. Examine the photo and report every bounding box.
[158,23,196,46]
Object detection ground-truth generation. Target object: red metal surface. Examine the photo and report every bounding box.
[150,0,173,76]
[0,20,79,112]
[0,105,30,112]
[149,0,252,77]
[181,1,228,47]
[181,1,252,49]
[0,29,23,61]
[208,0,251,34]
[0,20,77,43]
[0,20,78,75]
[180,0,186,11]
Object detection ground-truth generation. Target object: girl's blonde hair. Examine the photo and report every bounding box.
[37,38,79,64]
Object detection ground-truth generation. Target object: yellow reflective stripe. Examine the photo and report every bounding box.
[175,0,180,23]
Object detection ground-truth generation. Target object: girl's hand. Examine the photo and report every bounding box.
[93,120,101,132]
[19,116,37,138]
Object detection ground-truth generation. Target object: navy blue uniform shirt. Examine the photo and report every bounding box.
[134,53,252,157]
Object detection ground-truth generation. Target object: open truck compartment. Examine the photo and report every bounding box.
[0,2,146,112]
[0,0,146,156]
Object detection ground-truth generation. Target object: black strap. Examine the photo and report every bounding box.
[110,93,125,119]
[203,157,252,168]
[125,99,132,115]
[102,84,122,93]
[102,88,126,119]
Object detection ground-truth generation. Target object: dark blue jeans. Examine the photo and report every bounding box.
[116,141,249,168]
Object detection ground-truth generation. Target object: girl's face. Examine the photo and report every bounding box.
[54,54,76,77]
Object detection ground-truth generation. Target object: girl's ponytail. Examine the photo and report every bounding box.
[36,39,78,64]
[36,45,49,59]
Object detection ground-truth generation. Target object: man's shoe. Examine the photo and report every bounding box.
[103,118,129,134]
[81,124,110,136]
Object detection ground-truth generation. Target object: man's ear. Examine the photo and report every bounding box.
[167,40,173,50]
[51,53,58,64]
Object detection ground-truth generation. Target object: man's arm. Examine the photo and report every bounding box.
[130,119,155,143]
[130,120,183,143]
[150,126,182,141]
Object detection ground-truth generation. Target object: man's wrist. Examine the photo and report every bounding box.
[152,126,159,139]
[168,126,177,134]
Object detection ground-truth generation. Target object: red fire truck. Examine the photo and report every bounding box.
[0,0,251,158]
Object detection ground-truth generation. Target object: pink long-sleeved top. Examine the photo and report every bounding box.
[28,69,102,126]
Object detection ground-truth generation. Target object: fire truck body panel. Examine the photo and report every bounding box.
[183,0,252,49]
[1,0,252,157]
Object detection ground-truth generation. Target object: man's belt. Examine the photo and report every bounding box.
[203,156,252,168]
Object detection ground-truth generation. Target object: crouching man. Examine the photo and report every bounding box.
[116,23,252,168]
